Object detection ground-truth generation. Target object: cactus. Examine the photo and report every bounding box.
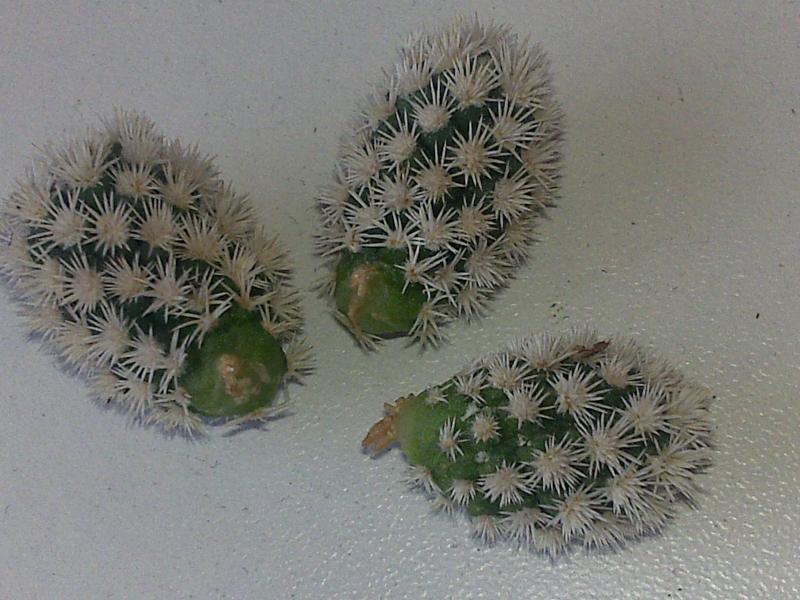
[363,326,713,556]
[0,109,311,434]
[316,16,563,348]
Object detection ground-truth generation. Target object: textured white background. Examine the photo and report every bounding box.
[1,1,799,599]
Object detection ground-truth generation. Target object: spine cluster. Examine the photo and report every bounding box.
[1,109,310,433]
[317,16,563,347]
[366,326,713,556]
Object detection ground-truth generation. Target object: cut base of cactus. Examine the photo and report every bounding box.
[334,250,425,340]
[180,305,288,418]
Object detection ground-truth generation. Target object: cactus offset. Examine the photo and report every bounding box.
[363,327,713,556]
[0,109,311,434]
[316,17,563,347]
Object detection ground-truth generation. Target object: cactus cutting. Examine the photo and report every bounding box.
[316,16,563,347]
[363,326,713,555]
[0,110,311,434]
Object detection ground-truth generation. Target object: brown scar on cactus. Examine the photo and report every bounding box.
[343,262,379,340]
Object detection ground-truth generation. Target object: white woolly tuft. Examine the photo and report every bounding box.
[61,251,105,313]
[1,109,307,434]
[85,192,132,256]
[529,434,586,495]
[550,365,606,424]
[486,352,527,391]
[454,370,485,401]
[431,493,457,516]
[479,460,532,507]
[112,162,157,201]
[472,514,501,544]
[502,383,548,428]
[29,188,85,251]
[424,385,447,405]
[88,301,131,365]
[449,478,477,506]
[136,199,176,251]
[406,465,440,495]
[408,298,450,347]
[317,17,563,343]
[500,506,546,546]
[43,134,116,189]
[470,411,500,443]
[546,486,604,539]
[533,525,567,558]
[437,417,464,461]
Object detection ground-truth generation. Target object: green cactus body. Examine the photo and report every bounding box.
[363,326,713,555]
[317,16,563,347]
[0,110,311,433]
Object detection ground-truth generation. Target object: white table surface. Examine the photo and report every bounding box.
[1,1,799,598]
